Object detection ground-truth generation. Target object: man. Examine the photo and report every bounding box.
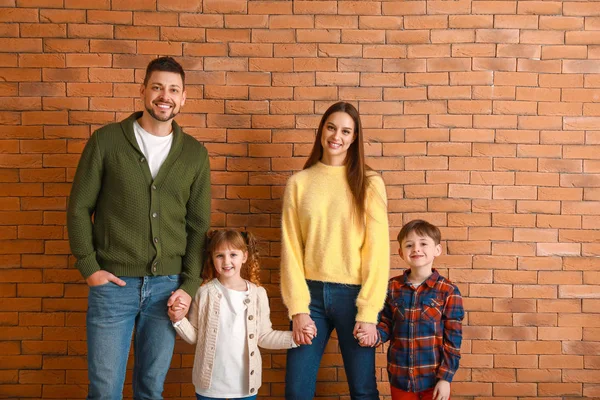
[67,56,211,400]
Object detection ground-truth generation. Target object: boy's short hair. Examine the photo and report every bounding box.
[397,219,441,245]
[143,56,185,87]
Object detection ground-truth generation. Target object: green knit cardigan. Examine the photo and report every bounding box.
[67,112,211,296]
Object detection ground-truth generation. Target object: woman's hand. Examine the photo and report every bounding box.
[292,313,317,345]
[353,322,378,347]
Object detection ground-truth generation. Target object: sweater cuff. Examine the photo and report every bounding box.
[355,306,381,325]
[178,277,201,298]
[287,304,311,320]
[75,253,101,279]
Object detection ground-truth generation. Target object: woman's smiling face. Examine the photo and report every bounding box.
[320,111,355,166]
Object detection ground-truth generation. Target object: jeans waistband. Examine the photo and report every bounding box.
[306,279,361,289]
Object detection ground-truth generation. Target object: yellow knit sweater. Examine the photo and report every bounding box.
[280,162,390,324]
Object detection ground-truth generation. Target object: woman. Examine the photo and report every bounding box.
[280,102,390,399]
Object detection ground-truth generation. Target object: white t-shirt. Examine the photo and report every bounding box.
[197,280,250,397]
[133,120,173,179]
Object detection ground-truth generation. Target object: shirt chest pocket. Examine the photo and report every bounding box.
[421,295,443,323]
[392,298,405,321]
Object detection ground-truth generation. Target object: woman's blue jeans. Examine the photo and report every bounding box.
[86,275,180,400]
[285,280,379,400]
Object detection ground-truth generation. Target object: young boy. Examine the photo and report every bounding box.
[360,219,464,400]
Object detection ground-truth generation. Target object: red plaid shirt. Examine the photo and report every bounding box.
[377,269,464,392]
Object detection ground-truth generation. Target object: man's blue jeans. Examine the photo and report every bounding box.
[285,280,379,400]
[86,275,180,400]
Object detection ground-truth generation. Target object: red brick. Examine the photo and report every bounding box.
[539,383,583,396]
[472,367,517,382]
[453,43,496,57]
[495,15,537,29]
[19,370,65,384]
[225,15,268,29]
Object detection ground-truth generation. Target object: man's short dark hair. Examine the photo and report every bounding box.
[397,219,442,245]
[143,56,185,87]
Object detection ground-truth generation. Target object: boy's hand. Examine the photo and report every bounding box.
[353,322,378,347]
[433,379,450,400]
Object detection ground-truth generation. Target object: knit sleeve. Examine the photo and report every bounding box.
[174,289,201,344]
[256,287,295,349]
[280,176,311,319]
[180,148,211,297]
[355,174,390,324]
[67,131,103,279]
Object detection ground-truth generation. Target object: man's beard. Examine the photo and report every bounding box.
[145,103,178,122]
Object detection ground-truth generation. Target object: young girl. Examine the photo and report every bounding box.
[169,229,315,400]
[280,101,390,399]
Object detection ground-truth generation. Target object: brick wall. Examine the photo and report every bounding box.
[1,0,599,399]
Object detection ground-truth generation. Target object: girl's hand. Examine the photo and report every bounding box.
[167,294,189,323]
[167,290,191,322]
[433,379,450,400]
[292,313,316,345]
[168,306,182,322]
[302,323,317,340]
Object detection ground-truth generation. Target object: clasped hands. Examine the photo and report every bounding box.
[167,291,191,322]
[293,314,378,348]
[354,322,378,347]
[291,313,318,345]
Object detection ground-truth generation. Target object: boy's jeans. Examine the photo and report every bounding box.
[285,280,379,400]
[86,275,180,400]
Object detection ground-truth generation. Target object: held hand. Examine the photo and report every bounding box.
[353,322,378,347]
[292,313,316,345]
[169,297,185,311]
[167,306,180,322]
[167,289,191,323]
[302,323,317,340]
[86,270,126,287]
[432,379,450,400]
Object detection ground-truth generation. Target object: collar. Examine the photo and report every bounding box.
[402,268,440,289]
[120,111,184,186]
[206,278,256,296]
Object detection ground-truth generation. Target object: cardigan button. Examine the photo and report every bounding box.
[244,298,250,304]
[154,237,159,243]
[152,212,158,218]
[249,334,254,339]
[140,157,145,163]
[248,315,254,320]
[152,185,157,190]
[250,351,255,356]
[250,370,254,375]
[250,388,255,393]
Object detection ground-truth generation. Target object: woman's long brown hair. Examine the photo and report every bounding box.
[201,230,261,286]
[303,101,369,219]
